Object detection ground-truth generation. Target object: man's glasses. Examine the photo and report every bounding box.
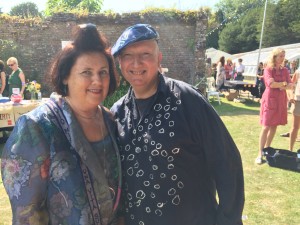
[8,64,14,67]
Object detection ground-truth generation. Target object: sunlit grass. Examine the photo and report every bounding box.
[0,150,11,225]
[211,96,300,225]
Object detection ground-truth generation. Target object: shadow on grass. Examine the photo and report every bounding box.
[0,129,11,155]
[208,97,260,116]
[0,142,5,155]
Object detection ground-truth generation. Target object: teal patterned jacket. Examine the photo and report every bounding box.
[1,94,122,225]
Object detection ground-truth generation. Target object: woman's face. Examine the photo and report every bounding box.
[275,52,285,66]
[64,52,110,110]
[7,61,17,71]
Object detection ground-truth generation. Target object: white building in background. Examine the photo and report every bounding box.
[206,43,300,81]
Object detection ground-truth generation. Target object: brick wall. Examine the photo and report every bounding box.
[0,12,207,95]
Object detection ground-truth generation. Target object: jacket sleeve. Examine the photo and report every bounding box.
[1,115,50,225]
[186,89,245,225]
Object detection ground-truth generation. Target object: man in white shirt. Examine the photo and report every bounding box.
[235,58,245,81]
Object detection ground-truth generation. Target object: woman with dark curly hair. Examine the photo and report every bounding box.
[0,60,7,96]
[216,56,226,90]
[1,24,122,225]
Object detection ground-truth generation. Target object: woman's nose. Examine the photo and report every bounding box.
[92,73,104,83]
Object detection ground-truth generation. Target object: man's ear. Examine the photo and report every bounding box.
[158,52,163,65]
[117,56,122,70]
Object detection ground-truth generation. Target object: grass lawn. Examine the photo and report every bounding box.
[1,94,300,224]
[0,141,11,225]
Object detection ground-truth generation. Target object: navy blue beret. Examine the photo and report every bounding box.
[112,24,159,57]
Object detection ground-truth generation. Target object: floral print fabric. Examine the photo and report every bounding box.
[1,95,121,225]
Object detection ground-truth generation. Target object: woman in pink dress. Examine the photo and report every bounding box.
[256,48,294,164]
[224,58,233,80]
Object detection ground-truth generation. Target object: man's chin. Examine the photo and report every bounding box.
[131,80,145,87]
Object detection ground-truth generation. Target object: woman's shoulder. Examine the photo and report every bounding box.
[101,105,114,121]
[18,68,24,74]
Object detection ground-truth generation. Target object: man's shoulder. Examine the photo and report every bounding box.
[110,94,127,114]
[165,77,202,95]
[164,76,193,90]
[163,76,208,105]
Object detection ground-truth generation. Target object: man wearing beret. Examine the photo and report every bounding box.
[111,24,244,225]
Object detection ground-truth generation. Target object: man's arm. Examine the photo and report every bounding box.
[188,90,244,225]
[19,72,26,95]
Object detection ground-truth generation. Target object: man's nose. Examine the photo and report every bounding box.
[132,55,142,66]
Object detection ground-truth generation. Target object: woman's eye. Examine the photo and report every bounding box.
[80,70,92,76]
[100,70,109,77]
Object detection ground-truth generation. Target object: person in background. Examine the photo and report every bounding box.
[0,60,7,96]
[256,62,265,98]
[1,23,122,225]
[235,58,245,81]
[232,61,237,79]
[225,58,233,80]
[288,68,300,151]
[6,57,26,96]
[216,56,226,90]
[205,57,212,77]
[211,62,217,81]
[111,23,244,225]
[289,60,297,75]
[284,59,291,73]
[256,48,294,164]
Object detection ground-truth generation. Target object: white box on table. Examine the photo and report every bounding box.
[0,104,15,128]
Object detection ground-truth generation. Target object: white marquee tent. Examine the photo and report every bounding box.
[206,43,300,79]
[205,48,233,64]
[231,43,300,77]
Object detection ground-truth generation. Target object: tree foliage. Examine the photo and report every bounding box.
[218,23,242,53]
[206,9,226,49]
[257,0,300,47]
[207,0,300,54]
[10,2,40,18]
[218,8,260,53]
[216,0,264,18]
[45,0,103,16]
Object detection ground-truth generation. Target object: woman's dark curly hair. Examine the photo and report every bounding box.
[0,60,5,72]
[49,23,117,96]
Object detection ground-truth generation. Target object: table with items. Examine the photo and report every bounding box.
[0,99,47,129]
[224,80,259,98]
